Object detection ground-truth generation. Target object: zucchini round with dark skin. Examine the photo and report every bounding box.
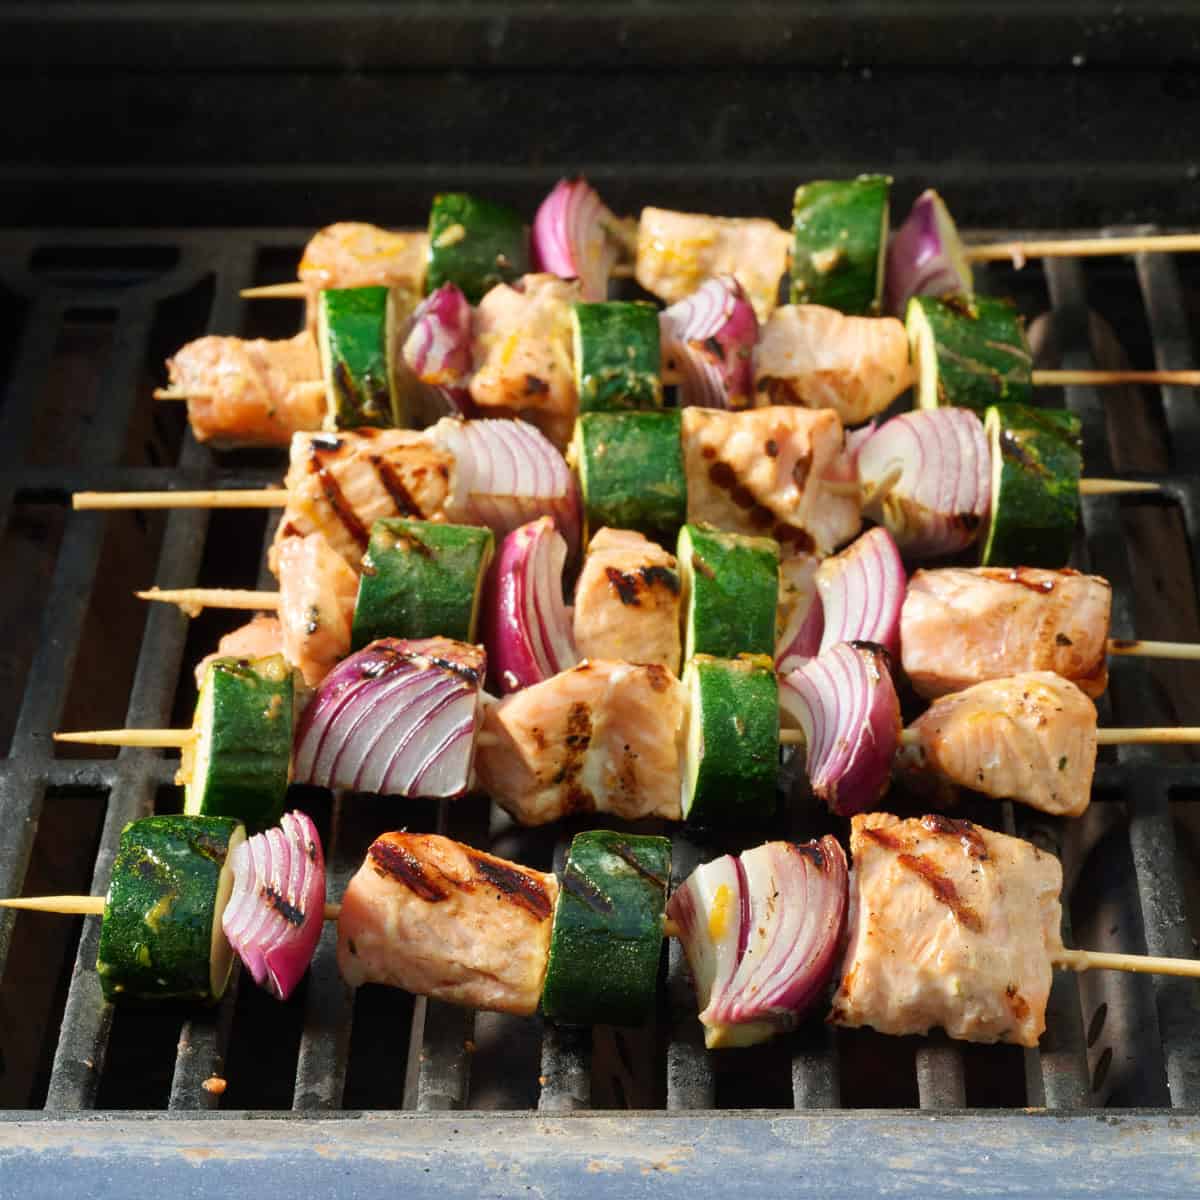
[96,815,246,1005]
[572,301,664,412]
[541,830,672,1027]
[351,518,495,650]
[790,175,891,315]
[426,192,530,304]
[682,654,779,829]
[317,286,400,429]
[907,294,1033,412]
[178,654,294,831]
[980,403,1082,568]
[572,410,687,547]
[678,523,779,661]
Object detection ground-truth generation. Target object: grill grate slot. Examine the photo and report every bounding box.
[1,226,1199,1128]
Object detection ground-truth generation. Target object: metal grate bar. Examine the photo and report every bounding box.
[915,1039,967,1109]
[791,1024,840,1108]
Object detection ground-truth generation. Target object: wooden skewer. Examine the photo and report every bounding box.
[3,894,1196,979]
[824,476,1159,501]
[781,726,1200,748]
[53,729,192,748]
[137,586,280,613]
[1034,368,1200,388]
[1106,638,1200,662]
[74,489,290,511]
[967,233,1200,264]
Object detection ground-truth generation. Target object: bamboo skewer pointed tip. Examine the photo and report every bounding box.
[239,281,310,300]
[53,728,193,748]
[137,586,280,614]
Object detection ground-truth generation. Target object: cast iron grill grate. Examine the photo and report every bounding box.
[1,225,1199,1127]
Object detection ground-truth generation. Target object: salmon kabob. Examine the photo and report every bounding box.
[8,810,1200,1054]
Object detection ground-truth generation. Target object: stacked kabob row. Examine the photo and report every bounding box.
[32,176,1200,1068]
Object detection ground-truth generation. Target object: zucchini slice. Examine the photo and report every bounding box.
[426,192,530,303]
[907,294,1033,411]
[351,518,495,650]
[981,403,1082,568]
[571,301,664,412]
[317,285,400,429]
[572,410,687,547]
[96,815,246,1005]
[179,654,294,831]
[790,174,891,315]
[678,522,780,661]
[682,654,779,829]
[541,830,672,1027]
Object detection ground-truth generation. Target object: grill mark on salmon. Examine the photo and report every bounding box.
[1006,567,1056,593]
[371,455,422,515]
[309,444,370,550]
[896,852,983,932]
[369,838,450,902]
[468,853,555,921]
[920,814,989,861]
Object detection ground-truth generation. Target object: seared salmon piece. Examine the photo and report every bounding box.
[337,832,557,1015]
[573,528,682,673]
[636,207,790,322]
[896,671,1097,817]
[829,813,1063,1047]
[901,567,1112,699]
[269,428,454,574]
[469,274,581,450]
[298,223,429,292]
[476,660,686,825]
[167,332,324,447]
[193,614,284,690]
[681,405,860,556]
[277,532,358,687]
[753,305,914,426]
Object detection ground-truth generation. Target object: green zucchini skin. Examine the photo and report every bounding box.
[678,523,780,661]
[572,301,664,412]
[351,518,495,650]
[683,654,779,829]
[981,403,1082,568]
[790,175,891,314]
[541,830,671,1027]
[907,294,1033,411]
[573,411,687,547]
[426,192,530,304]
[318,286,399,429]
[96,815,244,1005]
[182,654,293,831]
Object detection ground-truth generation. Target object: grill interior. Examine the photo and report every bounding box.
[0,226,1199,1127]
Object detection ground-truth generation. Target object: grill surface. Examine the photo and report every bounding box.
[1,223,1200,1194]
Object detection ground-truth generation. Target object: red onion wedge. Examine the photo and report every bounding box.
[856,408,990,558]
[775,550,824,676]
[484,517,577,694]
[780,642,901,817]
[659,275,758,410]
[666,837,848,1049]
[402,283,475,415]
[531,177,622,302]
[293,637,485,798]
[884,189,974,316]
[222,810,325,1002]
[816,527,906,658]
[431,416,581,559]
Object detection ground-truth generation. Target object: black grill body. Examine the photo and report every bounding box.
[2,6,1200,1195]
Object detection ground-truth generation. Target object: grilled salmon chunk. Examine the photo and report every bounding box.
[338,832,557,1015]
[269,428,454,574]
[277,531,358,687]
[636,207,790,322]
[681,405,860,556]
[753,305,914,426]
[469,274,581,450]
[573,528,682,673]
[829,812,1063,1047]
[193,614,284,690]
[298,222,429,292]
[168,332,324,447]
[476,660,686,825]
[896,671,1097,817]
[901,567,1112,699]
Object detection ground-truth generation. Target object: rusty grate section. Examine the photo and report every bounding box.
[0,226,1198,1122]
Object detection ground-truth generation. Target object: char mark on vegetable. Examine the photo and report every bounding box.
[262,884,306,927]
[608,840,668,888]
[561,866,615,914]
